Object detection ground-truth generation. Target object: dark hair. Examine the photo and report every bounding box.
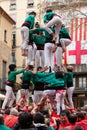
[4,109,10,115]
[49,66,52,73]
[74,126,84,130]
[37,66,43,71]
[67,69,73,72]
[60,109,71,118]
[0,114,4,124]
[9,64,16,71]
[35,22,39,25]
[18,112,33,129]
[76,111,85,120]
[29,11,36,16]
[46,9,52,13]
[28,65,34,70]
[60,112,67,117]
[55,71,64,79]
[68,113,77,124]
[40,110,49,118]
[35,22,40,28]
[33,112,45,124]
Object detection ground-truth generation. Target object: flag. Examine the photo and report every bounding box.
[68,40,87,64]
[64,18,87,64]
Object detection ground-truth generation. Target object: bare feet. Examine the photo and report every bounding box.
[51,33,57,41]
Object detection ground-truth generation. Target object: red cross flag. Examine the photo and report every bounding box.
[64,18,87,64]
[68,40,87,64]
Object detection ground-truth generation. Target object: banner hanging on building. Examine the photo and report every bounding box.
[67,40,87,64]
[64,18,87,64]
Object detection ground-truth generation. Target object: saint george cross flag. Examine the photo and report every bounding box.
[68,40,87,64]
[64,18,87,64]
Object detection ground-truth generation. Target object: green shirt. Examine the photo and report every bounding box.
[33,35,46,46]
[32,72,55,84]
[32,27,55,42]
[25,14,35,29]
[29,30,34,42]
[31,28,44,34]
[0,124,11,130]
[45,27,55,42]
[59,26,71,39]
[44,12,55,23]
[66,71,73,87]
[8,69,24,83]
[32,72,65,89]
[21,71,33,83]
[50,77,65,88]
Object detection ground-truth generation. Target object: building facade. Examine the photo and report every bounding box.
[0,0,87,107]
[0,0,87,67]
[0,0,43,68]
[0,6,15,89]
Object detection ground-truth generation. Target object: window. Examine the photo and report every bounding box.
[12,52,16,64]
[12,31,16,48]
[1,61,7,89]
[27,0,34,8]
[4,30,7,43]
[9,0,16,10]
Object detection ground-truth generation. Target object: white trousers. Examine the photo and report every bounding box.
[45,16,62,43]
[55,39,72,68]
[26,43,37,65]
[67,86,75,108]
[33,90,44,104]
[55,47,63,68]
[2,85,15,109]
[60,38,72,51]
[43,90,56,96]
[56,90,66,115]
[21,26,29,49]
[35,50,44,68]
[44,42,55,71]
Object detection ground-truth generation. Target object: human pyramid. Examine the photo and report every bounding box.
[1,8,87,130]
[1,9,74,116]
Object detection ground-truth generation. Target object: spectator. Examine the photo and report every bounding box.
[18,112,36,130]
[0,114,11,130]
[76,111,85,122]
[3,109,10,119]
[4,108,18,129]
[33,112,50,130]
[74,126,84,130]
[75,113,87,130]
[59,128,70,130]
[83,105,87,112]
[59,112,70,130]
[66,113,77,130]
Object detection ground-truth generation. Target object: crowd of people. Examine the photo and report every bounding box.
[0,9,87,130]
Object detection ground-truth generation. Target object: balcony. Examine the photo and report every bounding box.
[44,0,87,10]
